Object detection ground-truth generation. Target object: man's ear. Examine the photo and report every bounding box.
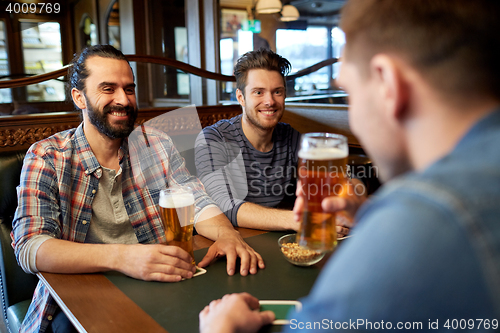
[71,88,87,110]
[236,89,246,107]
[370,54,409,122]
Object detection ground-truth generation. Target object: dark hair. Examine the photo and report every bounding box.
[234,48,292,96]
[340,0,500,102]
[66,45,132,105]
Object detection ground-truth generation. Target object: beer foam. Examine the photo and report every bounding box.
[298,147,348,160]
[159,193,195,208]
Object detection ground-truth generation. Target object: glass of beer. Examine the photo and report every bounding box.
[159,186,196,265]
[297,133,348,252]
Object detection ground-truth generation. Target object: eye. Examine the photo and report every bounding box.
[253,90,262,95]
[102,87,114,93]
[126,87,136,94]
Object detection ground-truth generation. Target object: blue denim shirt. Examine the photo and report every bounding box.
[285,109,500,332]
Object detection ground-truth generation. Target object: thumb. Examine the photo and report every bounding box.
[197,249,217,268]
[293,196,304,222]
[259,311,275,325]
[321,196,347,212]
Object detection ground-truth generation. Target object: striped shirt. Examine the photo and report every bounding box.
[11,123,216,333]
[195,115,301,226]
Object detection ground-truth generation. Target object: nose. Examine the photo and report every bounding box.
[263,92,275,107]
[114,88,131,106]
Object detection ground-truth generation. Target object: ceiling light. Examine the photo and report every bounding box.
[256,0,282,14]
[281,4,299,21]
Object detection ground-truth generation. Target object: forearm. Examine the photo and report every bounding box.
[36,238,124,274]
[236,202,298,231]
[36,238,196,282]
[195,207,239,241]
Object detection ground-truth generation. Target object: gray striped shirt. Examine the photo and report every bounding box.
[195,115,301,226]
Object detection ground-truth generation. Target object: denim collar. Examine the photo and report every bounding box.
[453,107,500,153]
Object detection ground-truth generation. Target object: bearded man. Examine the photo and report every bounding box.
[12,45,264,333]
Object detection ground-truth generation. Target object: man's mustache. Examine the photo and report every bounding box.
[103,105,135,114]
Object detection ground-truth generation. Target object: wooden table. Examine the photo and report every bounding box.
[37,228,325,333]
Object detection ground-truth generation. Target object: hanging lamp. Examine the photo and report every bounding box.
[281,4,299,21]
[256,0,282,14]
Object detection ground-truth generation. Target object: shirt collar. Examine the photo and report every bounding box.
[73,123,130,177]
[454,107,500,152]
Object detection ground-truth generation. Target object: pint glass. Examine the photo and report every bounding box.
[159,187,196,265]
[297,133,348,251]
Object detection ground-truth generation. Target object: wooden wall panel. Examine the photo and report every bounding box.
[0,105,242,152]
[1,103,358,154]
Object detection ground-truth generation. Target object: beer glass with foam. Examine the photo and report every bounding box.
[159,187,196,265]
[297,133,348,251]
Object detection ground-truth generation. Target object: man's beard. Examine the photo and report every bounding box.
[86,98,138,139]
[244,108,283,131]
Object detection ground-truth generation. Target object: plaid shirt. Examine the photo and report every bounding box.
[12,123,216,333]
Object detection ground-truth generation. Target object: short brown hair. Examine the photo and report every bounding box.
[234,48,291,96]
[340,0,500,102]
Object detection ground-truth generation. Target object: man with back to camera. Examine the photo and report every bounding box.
[198,0,500,331]
[195,48,362,236]
[11,45,265,333]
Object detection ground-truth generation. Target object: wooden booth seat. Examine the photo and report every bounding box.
[0,149,38,333]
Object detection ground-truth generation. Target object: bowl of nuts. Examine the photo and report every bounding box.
[278,234,326,266]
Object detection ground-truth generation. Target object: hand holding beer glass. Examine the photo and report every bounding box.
[159,187,196,265]
[297,133,349,252]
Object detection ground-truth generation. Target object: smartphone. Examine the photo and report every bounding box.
[259,300,302,325]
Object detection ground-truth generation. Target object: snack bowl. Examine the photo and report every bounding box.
[278,234,325,266]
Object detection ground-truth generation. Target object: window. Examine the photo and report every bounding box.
[277,26,330,92]
[107,1,120,49]
[174,27,189,96]
[0,20,11,105]
[218,0,347,105]
[277,25,346,103]
[220,30,253,97]
[81,15,98,47]
[147,0,191,106]
[21,22,65,102]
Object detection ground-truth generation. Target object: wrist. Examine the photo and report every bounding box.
[286,211,299,231]
[108,243,127,271]
[202,318,238,333]
[218,225,239,239]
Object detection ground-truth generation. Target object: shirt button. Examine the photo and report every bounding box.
[82,220,87,225]
[47,315,53,321]
[92,189,96,194]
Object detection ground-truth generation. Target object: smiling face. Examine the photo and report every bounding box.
[237,69,285,132]
[72,56,138,139]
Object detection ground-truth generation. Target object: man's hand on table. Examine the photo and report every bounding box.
[117,243,196,282]
[197,228,265,276]
[36,239,196,282]
[294,178,367,238]
[199,293,273,333]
